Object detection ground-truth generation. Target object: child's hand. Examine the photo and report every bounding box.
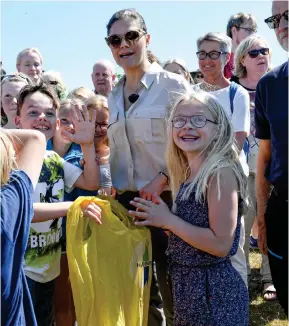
[62,104,96,145]
[80,200,102,225]
[128,192,173,229]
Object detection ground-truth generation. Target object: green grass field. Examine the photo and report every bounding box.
[249,251,288,326]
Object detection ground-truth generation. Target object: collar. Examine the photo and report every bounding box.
[112,62,164,94]
[284,61,288,78]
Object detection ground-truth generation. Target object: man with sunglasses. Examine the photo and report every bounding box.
[225,12,258,78]
[255,0,288,315]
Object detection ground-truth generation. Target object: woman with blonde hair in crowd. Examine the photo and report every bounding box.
[42,70,67,100]
[16,48,43,84]
[163,58,193,83]
[1,73,33,128]
[232,34,276,301]
[1,128,46,326]
[129,90,249,325]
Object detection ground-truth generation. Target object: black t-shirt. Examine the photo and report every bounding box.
[230,76,255,92]
[254,62,288,191]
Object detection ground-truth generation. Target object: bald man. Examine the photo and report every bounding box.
[91,60,116,97]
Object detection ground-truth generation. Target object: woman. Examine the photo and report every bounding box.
[163,58,193,83]
[232,35,276,301]
[105,8,191,326]
[193,32,250,286]
[1,73,33,128]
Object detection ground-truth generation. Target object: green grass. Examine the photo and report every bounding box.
[249,251,288,326]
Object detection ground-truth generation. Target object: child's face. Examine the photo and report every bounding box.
[172,99,217,156]
[17,52,42,82]
[1,81,26,124]
[92,107,109,145]
[55,107,75,145]
[15,91,57,140]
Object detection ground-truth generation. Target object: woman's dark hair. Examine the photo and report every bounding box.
[17,82,60,116]
[106,9,147,35]
[147,50,161,65]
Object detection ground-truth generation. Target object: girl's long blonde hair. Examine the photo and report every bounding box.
[166,90,248,208]
[0,130,17,186]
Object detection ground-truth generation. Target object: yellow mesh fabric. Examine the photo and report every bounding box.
[66,196,152,326]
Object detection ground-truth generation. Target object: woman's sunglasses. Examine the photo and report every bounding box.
[247,48,269,58]
[105,30,146,48]
[264,10,288,29]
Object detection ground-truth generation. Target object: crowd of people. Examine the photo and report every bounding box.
[1,0,288,325]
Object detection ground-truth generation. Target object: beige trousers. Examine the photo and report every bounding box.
[243,174,272,283]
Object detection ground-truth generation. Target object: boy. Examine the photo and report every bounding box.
[15,83,101,325]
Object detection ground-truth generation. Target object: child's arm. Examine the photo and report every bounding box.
[62,104,100,191]
[32,201,102,224]
[129,168,239,257]
[4,129,46,189]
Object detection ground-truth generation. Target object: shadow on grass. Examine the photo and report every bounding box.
[249,267,287,326]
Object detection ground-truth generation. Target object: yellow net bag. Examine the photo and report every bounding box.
[66,196,152,326]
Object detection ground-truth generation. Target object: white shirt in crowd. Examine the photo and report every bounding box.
[193,84,250,176]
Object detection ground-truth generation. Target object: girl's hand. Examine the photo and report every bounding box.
[62,104,96,145]
[128,193,173,229]
[80,200,102,225]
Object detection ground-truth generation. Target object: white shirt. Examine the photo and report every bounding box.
[108,62,191,193]
[24,150,83,283]
[194,84,250,176]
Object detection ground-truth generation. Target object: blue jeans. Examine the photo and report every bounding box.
[26,277,55,326]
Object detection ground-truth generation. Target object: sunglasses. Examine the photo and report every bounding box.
[105,30,146,48]
[265,10,288,29]
[247,48,269,58]
[196,51,227,60]
[235,26,256,33]
[172,115,217,129]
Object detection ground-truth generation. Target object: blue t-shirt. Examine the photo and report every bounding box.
[255,61,288,192]
[1,171,37,326]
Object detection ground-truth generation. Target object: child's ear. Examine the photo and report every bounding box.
[14,116,21,128]
[56,119,60,130]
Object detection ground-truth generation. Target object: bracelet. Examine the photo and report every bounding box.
[159,171,169,184]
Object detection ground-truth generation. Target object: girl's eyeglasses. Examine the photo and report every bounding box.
[196,51,227,60]
[172,115,217,129]
[265,10,288,29]
[247,48,269,58]
[105,30,146,48]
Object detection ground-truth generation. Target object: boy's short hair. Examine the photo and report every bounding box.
[226,13,257,38]
[17,83,60,116]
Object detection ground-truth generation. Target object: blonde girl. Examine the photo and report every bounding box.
[16,48,43,83]
[1,128,46,326]
[129,90,249,326]
[86,95,112,196]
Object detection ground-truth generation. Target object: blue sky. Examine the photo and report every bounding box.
[2,1,287,91]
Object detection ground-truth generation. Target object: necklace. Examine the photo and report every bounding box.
[125,76,144,104]
[199,81,222,92]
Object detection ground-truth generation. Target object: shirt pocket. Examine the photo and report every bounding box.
[132,106,167,144]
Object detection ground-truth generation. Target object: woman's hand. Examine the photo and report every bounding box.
[62,104,96,145]
[139,173,168,201]
[80,200,102,225]
[128,193,174,229]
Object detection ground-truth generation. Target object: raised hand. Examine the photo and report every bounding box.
[62,104,96,145]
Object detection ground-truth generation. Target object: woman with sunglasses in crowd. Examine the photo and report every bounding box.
[193,32,250,287]
[104,8,191,326]
[232,35,276,301]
